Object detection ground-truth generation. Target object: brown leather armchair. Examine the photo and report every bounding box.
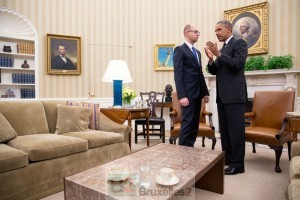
[169,92,216,149]
[245,90,295,173]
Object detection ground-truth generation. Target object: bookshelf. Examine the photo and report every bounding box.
[0,8,38,99]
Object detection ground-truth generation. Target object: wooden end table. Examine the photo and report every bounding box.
[101,107,150,149]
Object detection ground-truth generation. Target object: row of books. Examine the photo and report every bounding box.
[0,56,14,67]
[17,43,35,55]
[20,88,35,99]
[12,73,35,84]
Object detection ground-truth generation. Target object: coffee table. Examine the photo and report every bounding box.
[65,143,224,199]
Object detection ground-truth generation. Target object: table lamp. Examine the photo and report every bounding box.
[102,60,132,107]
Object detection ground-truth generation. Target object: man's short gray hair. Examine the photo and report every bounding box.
[216,20,233,32]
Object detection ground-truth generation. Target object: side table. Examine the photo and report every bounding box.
[100,107,150,149]
[285,112,300,141]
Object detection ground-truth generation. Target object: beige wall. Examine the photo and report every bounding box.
[0,0,299,98]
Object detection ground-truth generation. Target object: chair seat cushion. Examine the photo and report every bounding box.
[7,134,88,161]
[245,126,290,145]
[171,122,214,138]
[0,144,28,173]
[63,130,124,149]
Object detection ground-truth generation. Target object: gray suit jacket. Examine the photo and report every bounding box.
[207,37,248,104]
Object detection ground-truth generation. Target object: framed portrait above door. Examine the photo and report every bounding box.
[224,2,268,55]
[154,44,175,71]
[47,34,81,75]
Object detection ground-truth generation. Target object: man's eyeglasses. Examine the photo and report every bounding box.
[188,30,200,34]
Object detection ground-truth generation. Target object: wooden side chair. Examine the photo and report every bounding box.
[245,90,295,173]
[169,92,216,149]
[134,91,165,143]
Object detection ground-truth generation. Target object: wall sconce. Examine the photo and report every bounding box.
[102,60,132,107]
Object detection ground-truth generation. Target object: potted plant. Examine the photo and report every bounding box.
[245,54,294,71]
[245,56,266,71]
[265,55,294,70]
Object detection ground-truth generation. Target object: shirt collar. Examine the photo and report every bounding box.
[225,35,233,45]
[185,41,194,49]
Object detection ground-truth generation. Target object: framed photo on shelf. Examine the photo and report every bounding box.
[47,34,81,75]
[224,2,268,55]
[154,44,175,71]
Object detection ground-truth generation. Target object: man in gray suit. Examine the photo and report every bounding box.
[205,20,248,175]
[173,24,209,147]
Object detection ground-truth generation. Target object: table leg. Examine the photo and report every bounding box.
[146,116,150,146]
[128,119,132,150]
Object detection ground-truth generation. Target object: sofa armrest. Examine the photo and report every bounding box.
[98,112,131,144]
[292,141,300,158]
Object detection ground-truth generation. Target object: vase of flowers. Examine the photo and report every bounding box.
[122,87,137,107]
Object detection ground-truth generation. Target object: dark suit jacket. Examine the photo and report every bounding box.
[173,43,209,100]
[51,55,76,70]
[208,37,248,104]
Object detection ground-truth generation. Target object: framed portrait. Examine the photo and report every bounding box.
[154,44,175,71]
[224,2,268,55]
[47,34,81,74]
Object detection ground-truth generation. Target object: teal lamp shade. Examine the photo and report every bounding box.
[102,60,132,106]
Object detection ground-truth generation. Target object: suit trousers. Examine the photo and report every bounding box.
[179,98,201,147]
[217,102,246,169]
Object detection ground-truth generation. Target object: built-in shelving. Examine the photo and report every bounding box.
[0,8,38,99]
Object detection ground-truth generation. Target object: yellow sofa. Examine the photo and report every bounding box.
[289,141,300,200]
[0,100,131,200]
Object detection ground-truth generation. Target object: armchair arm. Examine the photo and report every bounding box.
[275,117,289,140]
[98,112,131,144]
[245,112,255,118]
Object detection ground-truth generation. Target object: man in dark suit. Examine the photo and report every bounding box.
[205,20,248,175]
[173,24,209,147]
[51,45,76,70]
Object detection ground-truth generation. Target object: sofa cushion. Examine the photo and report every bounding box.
[290,156,300,180]
[7,134,88,162]
[0,101,49,136]
[0,112,17,142]
[42,100,67,133]
[289,179,300,200]
[0,144,28,173]
[63,130,124,149]
[55,105,92,134]
[67,101,100,130]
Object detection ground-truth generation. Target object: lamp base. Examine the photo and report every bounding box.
[113,80,123,106]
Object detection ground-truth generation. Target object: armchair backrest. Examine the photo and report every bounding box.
[140,91,165,118]
[172,92,206,123]
[251,91,295,129]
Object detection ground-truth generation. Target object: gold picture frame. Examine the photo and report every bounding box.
[224,2,268,55]
[47,34,81,75]
[154,44,175,71]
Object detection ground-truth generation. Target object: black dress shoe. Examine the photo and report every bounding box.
[224,166,245,175]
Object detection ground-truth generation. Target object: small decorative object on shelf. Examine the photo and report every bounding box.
[1,89,15,98]
[3,45,12,53]
[21,60,29,68]
[165,84,173,102]
[122,87,136,107]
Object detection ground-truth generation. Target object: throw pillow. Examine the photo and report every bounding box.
[67,101,100,130]
[0,112,17,143]
[55,105,92,134]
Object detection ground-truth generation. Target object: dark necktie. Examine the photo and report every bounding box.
[220,43,226,53]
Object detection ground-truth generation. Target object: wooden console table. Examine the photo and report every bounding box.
[100,108,150,149]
